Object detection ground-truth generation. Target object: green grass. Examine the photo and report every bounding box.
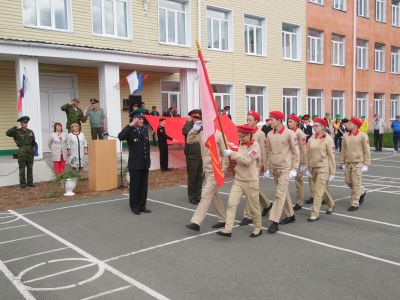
[368,132,394,148]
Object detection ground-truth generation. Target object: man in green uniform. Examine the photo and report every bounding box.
[61,98,87,132]
[182,110,203,204]
[6,116,38,188]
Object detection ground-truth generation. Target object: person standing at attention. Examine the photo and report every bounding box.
[84,98,106,140]
[48,122,67,174]
[157,118,174,172]
[373,114,384,151]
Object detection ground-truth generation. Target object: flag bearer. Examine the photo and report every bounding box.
[305,118,336,222]
[340,117,371,211]
[240,111,272,226]
[287,114,307,211]
[217,124,262,238]
[185,121,227,231]
[264,111,299,233]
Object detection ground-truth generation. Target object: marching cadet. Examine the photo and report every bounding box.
[185,121,227,231]
[287,114,307,211]
[240,111,272,226]
[6,116,38,188]
[264,111,299,233]
[217,124,262,238]
[305,118,336,222]
[340,117,371,211]
[182,110,203,204]
[157,118,174,172]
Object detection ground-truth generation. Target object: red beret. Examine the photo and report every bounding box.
[313,117,328,127]
[350,117,362,128]
[269,111,284,121]
[288,114,301,124]
[247,111,261,122]
[237,124,257,134]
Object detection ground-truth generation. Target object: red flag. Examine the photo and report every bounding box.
[145,115,187,144]
[16,74,26,112]
[198,49,224,187]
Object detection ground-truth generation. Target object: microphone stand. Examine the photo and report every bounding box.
[104,133,124,189]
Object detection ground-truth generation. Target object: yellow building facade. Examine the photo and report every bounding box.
[0,0,306,155]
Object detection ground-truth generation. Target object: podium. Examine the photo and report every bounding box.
[88,140,118,191]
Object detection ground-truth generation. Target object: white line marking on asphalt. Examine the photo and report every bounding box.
[4,247,70,263]
[146,197,400,268]
[9,210,170,300]
[80,285,133,300]
[369,164,400,169]
[0,215,14,220]
[333,196,351,202]
[372,155,398,161]
[0,259,36,300]
[0,224,28,231]
[0,234,46,245]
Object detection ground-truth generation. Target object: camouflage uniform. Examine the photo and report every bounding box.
[61,103,86,132]
[6,126,37,186]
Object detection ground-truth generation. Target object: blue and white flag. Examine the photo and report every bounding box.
[126,71,143,95]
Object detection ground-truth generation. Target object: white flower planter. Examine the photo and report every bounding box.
[62,178,78,196]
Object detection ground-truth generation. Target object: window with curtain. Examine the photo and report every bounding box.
[246,86,265,120]
[282,23,300,60]
[212,84,232,112]
[23,0,71,30]
[374,93,385,118]
[358,0,369,17]
[332,34,345,66]
[207,8,231,51]
[92,0,129,38]
[308,29,323,63]
[376,0,387,22]
[333,0,346,10]
[332,91,345,118]
[282,88,299,120]
[308,90,323,117]
[159,0,188,46]
[391,47,400,74]
[356,92,368,118]
[392,0,400,26]
[356,39,369,70]
[244,16,265,55]
[390,94,400,119]
[374,43,386,72]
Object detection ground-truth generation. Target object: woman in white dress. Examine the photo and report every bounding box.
[48,122,68,174]
[67,122,88,176]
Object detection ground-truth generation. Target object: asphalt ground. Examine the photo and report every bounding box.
[0,151,399,300]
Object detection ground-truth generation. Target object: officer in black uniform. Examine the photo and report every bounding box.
[301,114,313,142]
[157,118,173,171]
[118,111,151,215]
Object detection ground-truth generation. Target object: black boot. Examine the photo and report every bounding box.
[293,203,302,211]
[359,192,367,205]
[262,203,273,216]
[186,223,200,231]
[216,231,231,237]
[239,218,253,226]
[268,222,279,233]
[304,197,313,204]
[279,215,295,225]
[211,222,225,229]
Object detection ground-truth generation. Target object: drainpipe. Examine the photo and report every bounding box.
[352,0,357,116]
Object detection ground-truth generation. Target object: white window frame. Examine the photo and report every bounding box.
[356,92,368,118]
[358,0,369,17]
[206,6,232,52]
[309,0,324,5]
[392,1,400,27]
[307,90,324,117]
[391,47,400,74]
[245,86,267,121]
[282,23,300,61]
[308,29,323,64]
[376,0,387,22]
[158,0,191,47]
[22,0,73,32]
[91,0,132,39]
[161,81,181,115]
[212,84,233,113]
[333,0,346,11]
[374,93,385,119]
[357,39,369,69]
[244,15,266,56]
[390,94,400,119]
[332,91,345,118]
[282,88,299,121]
[332,34,345,67]
[375,44,386,72]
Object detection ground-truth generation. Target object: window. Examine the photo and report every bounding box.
[23,0,71,30]
[283,88,299,120]
[309,0,324,5]
[244,15,265,55]
[376,0,387,22]
[332,91,345,118]
[374,93,385,118]
[308,29,323,63]
[391,47,400,74]
[393,0,400,27]
[356,92,368,118]
[308,90,323,117]
[246,86,265,120]
[212,84,232,112]
[282,23,300,60]
[333,0,346,10]
[161,81,180,115]
[356,39,368,69]
[332,34,345,66]
[391,94,400,119]
[92,0,130,38]
[207,8,231,51]
[159,0,189,46]
[358,0,369,17]
[375,43,386,72]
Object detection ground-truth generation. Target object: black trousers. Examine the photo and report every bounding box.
[91,127,104,140]
[186,159,203,203]
[374,130,383,151]
[129,169,149,213]
[159,143,168,170]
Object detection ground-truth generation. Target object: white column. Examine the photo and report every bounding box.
[16,56,42,159]
[98,63,121,151]
[180,68,199,117]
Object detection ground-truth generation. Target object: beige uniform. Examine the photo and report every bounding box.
[224,141,262,233]
[307,134,336,218]
[187,129,228,225]
[293,128,307,205]
[339,130,371,207]
[266,127,300,223]
[243,128,270,219]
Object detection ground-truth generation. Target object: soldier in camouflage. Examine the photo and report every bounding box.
[6,116,38,188]
[61,98,87,133]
